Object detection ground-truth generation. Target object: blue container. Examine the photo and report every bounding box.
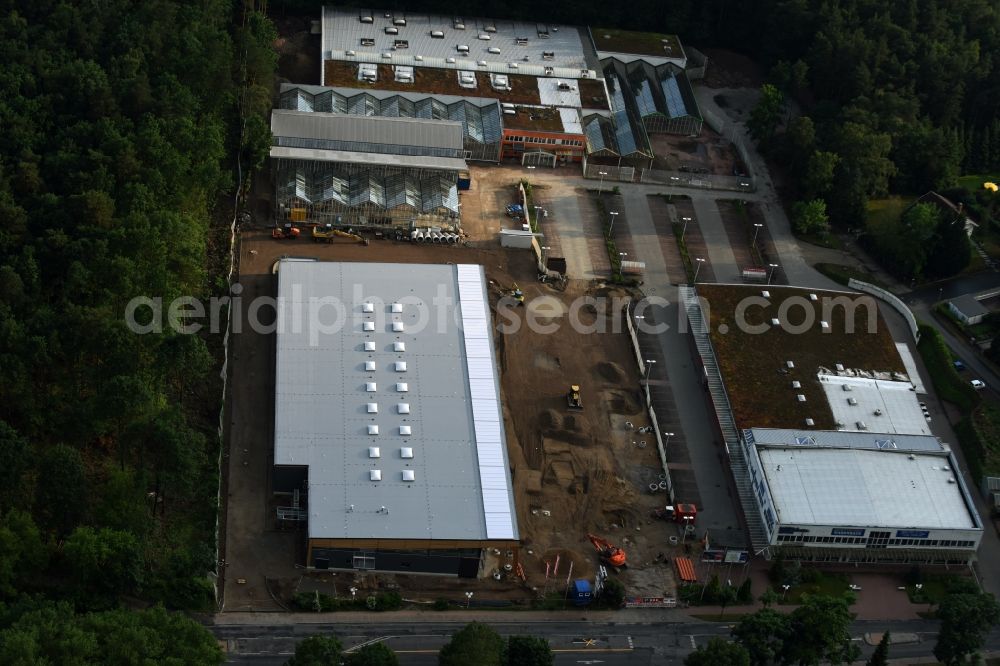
[571,579,593,606]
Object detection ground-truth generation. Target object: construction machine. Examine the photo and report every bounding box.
[271,224,301,240]
[489,280,524,305]
[651,503,698,526]
[312,224,369,245]
[567,385,583,410]
[588,533,626,568]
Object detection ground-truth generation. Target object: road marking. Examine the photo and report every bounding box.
[689,635,697,648]
[627,635,634,649]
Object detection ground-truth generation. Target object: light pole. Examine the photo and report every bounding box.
[598,170,608,194]
[681,514,693,544]
[608,211,619,235]
[752,223,763,247]
[350,587,357,601]
[465,591,474,608]
[781,584,790,601]
[767,262,779,285]
[644,359,656,381]
[663,431,674,449]
[693,257,706,284]
[681,216,692,239]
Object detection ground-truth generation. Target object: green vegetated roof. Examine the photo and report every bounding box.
[697,284,905,430]
[592,28,683,59]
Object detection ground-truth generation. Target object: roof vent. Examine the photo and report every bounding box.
[400,447,414,458]
[363,321,376,332]
[391,303,403,313]
[848,397,858,405]
[796,394,806,402]
[478,33,491,40]
[370,469,382,481]
[402,470,416,482]
[363,302,375,313]
[857,421,868,431]
[414,55,423,61]
[366,382,377,392]
[395,361,407,372]
[804,418,815,426]
[360,14,373,23]
[842,384,853,392]
[398,403,410,414]
[431,30,445,38]
[365,341,376,351]
[948,477,956,483]
[791,381,801,389]
[368,446,380,458]
[396,382,409,392]
[771,318,780,326]
[447,57,456,63]
[835,363,845,371]
[365,361,376,371]
[809,293,819,301]
[399,425,412,436]
[367,425,379,435]
[393,322,405,332]
[786,361,795,369]
[944,465,951,471]
[908,454,917,460]
[346,50,356,56]
[394,342,406,352]
[820,321,830,330]
[367,402,378,413]
[762,290,770,298]
[477,60,487,67]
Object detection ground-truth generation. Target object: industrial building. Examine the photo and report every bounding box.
[280,84,504,162]
[684,284,984,564]
[270,109,467,227]
[272,259,518,576]
[742,428,982,564]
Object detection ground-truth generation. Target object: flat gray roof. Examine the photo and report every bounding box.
[950,294,990,318]
[269,145,468,171]
[271,109,465,151]
[322,6,594,79]
[759,447,978,530]
[273,260,518,542]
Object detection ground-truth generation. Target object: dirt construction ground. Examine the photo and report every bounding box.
[223,228,678,610]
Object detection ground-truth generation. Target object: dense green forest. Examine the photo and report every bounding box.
[0,0,273,657]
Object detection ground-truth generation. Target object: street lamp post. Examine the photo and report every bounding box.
[644,359,656,381]
[693,257,706,284]
[781,584,790,601]
[767,263,780,285]
[618,251,627,280]
[598,170,608,194]
[663,431,675,449]
[681,216,692,239]
[465,591,474,608]
[608,211,619,235]
[752,223,764,248]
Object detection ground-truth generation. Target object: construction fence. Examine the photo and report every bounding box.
[624,300,676,503]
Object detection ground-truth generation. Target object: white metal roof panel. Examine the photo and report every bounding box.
[759,447,978,530]
[820,374,931,436]
[269,145,468,172]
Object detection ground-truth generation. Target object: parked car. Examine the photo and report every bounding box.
[954,360,966,371]
[971,379,986,389]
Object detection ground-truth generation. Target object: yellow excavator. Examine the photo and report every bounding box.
[312,224,369,245]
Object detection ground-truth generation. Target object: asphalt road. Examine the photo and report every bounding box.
[213,618,1000,665]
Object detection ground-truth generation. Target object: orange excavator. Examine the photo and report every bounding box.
[588,533,626,568]
[272,223,301,240]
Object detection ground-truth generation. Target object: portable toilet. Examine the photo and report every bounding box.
[571,579,593,606]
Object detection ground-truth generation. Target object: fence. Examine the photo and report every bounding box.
[700,103,757,191]
[624,300,675,502]
[685,47,709,80]
[639,168,756,192]
[848,278,920,343]
[582,158,635,183]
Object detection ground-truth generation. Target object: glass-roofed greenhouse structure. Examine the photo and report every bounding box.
[279,84,503,162]
[270,109,468,229]
[602,59,702,137]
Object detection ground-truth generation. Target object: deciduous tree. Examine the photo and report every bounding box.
[934,592,1000,665]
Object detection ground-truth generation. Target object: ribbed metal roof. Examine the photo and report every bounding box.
[269,145,467,172]
[271,109,464,151]
[273,260,518,542]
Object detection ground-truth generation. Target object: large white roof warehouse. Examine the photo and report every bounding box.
[273,260,518,571]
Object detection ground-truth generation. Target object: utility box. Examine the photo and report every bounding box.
[571,579,593,606]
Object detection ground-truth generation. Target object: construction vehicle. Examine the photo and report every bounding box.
[588,533,626,568]
[312,224,369,245]
[567,385,583,410]
[271,224,301,240]
[489,280,524,305]
[651,503,698,526]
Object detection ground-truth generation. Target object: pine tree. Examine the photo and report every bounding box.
[866,631,890,666]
